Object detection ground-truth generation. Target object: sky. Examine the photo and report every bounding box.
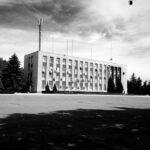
[0,0,150,80]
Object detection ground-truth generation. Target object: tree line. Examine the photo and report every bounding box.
[107,73,150,95]
[128,73,150,95]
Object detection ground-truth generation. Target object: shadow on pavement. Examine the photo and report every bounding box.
[0,108,150,150]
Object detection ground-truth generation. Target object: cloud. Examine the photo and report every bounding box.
[0,0,84,31]
[0,0,150,41]
[0,0,129,40]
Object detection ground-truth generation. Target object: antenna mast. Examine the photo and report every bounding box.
[67,40,68,56]
[110,43,113,61]
[51,34,54,54]
[91,48,93,60]
[72,39,73,56]
[38,18,43,51]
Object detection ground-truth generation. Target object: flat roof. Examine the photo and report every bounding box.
[25,50,127,68]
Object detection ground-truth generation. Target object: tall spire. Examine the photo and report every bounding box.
[110,43,113,61]
[72,39,73,56]
[38,18,43,51]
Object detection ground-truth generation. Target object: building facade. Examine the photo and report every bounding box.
[24,51,127,93]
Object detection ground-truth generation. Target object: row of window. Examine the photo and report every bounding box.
[42,80,105,91]
[43,56,103,69]
[42,56,105,77]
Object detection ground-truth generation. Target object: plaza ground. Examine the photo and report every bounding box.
[0,94,150,118]
[0,94,150,149]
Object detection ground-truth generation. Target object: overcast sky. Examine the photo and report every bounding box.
[0,0,150,80]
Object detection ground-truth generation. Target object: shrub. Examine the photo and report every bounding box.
[53,84,57,93]
[45,83,50,93]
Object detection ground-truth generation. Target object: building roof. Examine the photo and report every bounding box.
[25,50,127,68]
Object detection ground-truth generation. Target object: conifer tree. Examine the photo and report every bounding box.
[107,77,116,93]
[116,77,123,94]
[2,54,23,93]
[142,81,148,95]
[127,73,149,95]
[128,73,137,94]
[53,84,57,93]
[147,82,150,95]
[136,77,142,95]
[45,83,50,93]
[0,78,4,92]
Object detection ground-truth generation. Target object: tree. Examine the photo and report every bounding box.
[52,84,57,93]
[0,78,4,92]
[116,77,123,94]
[107,77,116,93]
[142,81,148,95]
[128,73,137,94]
[127,73,148,95]
[0,58,7,93]
[136,77,142,95]
[146,82,150,95]
[2,54,24,93]
[45,83,50,93]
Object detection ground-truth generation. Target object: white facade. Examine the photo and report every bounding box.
[24,51,127,93]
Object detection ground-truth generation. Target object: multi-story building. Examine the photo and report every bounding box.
[24,51,127,93]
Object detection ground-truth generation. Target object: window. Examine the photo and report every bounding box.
[56,76,60,81]
[85,62,88,68]
[99,78,102,84]
[99,84,102,90]
[49,81,53,89]
[104,65,107,77]
[28,63,30,71]
[90,83,93,90]
[90,70,93,76]
[75,60,78,66]
[49,73,53,81]
[42,80,46,89]
[95,83,98,91]
[69,77,72,82]
[69,59,72,66]
[85,83,88,90]
[62,76,66,82]
[100,64,102,69]
[42,71,46,78]
[42,62,47,72]
[104,84,106,91]
[56,58,60,64]
[31,64,33,68]
[43,56,47,62]
[31,56,33,64]
[90,63,93,68]
[63,59,66,64]
[95,63,98,69]
[28,57,30,62]
[80,61,83,67]
[55,63,60,72]
[62,67,66,73]
[50,57,54,63]
[43,62,47,67]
